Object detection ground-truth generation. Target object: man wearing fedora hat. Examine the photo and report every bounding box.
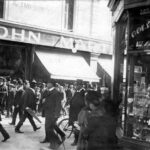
[41,80,65,149]
[15,80,41,133]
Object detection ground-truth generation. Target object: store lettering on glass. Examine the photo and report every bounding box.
[131,21,150,38]
[0,26,41,43]
[130,7,150,50]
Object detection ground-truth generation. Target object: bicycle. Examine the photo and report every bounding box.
[57,117,73,138]
[57,116,80,139]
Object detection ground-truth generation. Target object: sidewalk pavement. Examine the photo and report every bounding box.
[0,115,76,150]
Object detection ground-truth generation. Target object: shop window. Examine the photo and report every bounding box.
[0,45,25,78]
[0,0,4,18]
[64,0,74,31]
[124,53,150,142]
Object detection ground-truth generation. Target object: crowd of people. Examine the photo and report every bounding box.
[0,76,121,150]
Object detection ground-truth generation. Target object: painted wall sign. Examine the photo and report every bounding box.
[0,24,112,54]
[129,7,150,50]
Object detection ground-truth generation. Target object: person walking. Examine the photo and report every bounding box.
[77,98,91,150]
[40,80,65,149]
[15,80,41,133]
[9,79,24,125]
[0,111,10,142]
[69,80,85,146]
[6,83,15,118]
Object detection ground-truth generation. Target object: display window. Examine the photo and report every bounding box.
[123,52,150,142]
[0,45,26,78]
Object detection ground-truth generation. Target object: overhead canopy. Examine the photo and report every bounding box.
[98,58,113,77]
[35,51,99,82]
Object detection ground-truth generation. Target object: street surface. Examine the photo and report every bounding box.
[0,115,76,150]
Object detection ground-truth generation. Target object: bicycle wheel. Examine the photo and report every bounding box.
[57,118,73,138]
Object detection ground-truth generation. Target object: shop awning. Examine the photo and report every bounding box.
[98,58,113,77]
[35,51,99,82]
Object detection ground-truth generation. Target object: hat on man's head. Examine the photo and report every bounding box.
[76,79,83,86]
[31,79,37,84]
[18,78,23,85]
[12,79,18,85]
[30,79,37,87]
[47,79,56,86]
[85,90,101,106]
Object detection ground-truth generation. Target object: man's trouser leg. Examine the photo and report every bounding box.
[11,107,18,124]
[0,123,9,139]
[26,111,37,131]
[49,118,62,148]
[15,112,26,131]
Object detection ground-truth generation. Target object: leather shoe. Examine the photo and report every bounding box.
[40,139,49,143]
[34,127,41,131]
[2,135,10,142]
[15,129,24,133]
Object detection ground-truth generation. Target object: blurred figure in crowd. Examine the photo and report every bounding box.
[6,83,15,118]
[55,83,67,115]
[40,83,47,117]
[35,86,41,114]
[15,80,41,133]
[81,90,118,150]
[0,77,10,142]
[77,91,91,150]
[9,79,24,125]
[0,78,8,115]
[69,80,85,146]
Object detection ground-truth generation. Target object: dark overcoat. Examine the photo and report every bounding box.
[69,90,85,124]
[14,87,24,108]
[6,90,15,108]
[22,88,37,111]
[83,109,118,150]
[43,88,62,118]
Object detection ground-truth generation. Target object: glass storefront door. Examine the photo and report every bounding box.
[124,52,150,142]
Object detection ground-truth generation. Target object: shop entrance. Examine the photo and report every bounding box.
[124,52,150,142]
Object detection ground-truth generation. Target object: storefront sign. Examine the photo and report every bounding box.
[0,24,112,54]
[0,26,41,43]
[129,7,150,50]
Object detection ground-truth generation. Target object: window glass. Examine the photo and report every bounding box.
[125,53,150,142]
[64,0,74,31]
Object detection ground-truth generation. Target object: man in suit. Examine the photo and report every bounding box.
[15,80,41,133]
[69,80,85,146]
[40,80,65,149]
[9,79,24,125]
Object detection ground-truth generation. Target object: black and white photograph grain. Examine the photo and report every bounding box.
[0,0,149,150]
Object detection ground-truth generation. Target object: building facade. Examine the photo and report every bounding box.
[108,0,150,149]
[0,0,112,84]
